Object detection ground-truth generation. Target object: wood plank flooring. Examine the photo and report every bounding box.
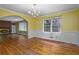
[0,34,79,55]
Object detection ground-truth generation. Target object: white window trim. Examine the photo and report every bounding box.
[43,17,61,33]
[51,19,61,33]
[19,21,27,31]
[43,18,51,33]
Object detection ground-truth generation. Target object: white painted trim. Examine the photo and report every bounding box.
[43,16,62,33]
[43,18,51,33]
[51,16,62,33]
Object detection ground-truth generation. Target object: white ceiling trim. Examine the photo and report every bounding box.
[0,4,78,17]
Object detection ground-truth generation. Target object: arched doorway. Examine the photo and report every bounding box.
[0,16,28,38]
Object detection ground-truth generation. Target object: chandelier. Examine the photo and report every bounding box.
[28,4,40,17]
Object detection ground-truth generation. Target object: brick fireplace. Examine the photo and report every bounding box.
[0,20,11,34]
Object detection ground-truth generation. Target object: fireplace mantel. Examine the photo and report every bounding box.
[0,29,9,34]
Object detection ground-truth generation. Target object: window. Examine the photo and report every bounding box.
[19,21,27,31]
[43,16,61,32]
[44,19,51,32]
[52,16,60,32]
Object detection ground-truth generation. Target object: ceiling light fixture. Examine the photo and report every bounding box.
[28,4,40,17]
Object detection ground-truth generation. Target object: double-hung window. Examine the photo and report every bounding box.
[43,16,61,32]
[44,19,51,32]
[19,21,27,31]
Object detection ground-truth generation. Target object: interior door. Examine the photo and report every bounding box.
[11,25,16,34]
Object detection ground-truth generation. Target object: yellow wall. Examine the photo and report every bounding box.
[0,8,79,32]
[35,8,79,32]
[77,8,79,30]
[62,9,78,31]
[0,8,35,31]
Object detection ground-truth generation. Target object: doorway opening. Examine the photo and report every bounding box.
[0,16,28,38]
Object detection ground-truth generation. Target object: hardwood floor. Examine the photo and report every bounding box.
[0,34,79,55]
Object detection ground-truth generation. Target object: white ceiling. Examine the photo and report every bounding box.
[0,4,79,16]
[0,4,79,22]
[0,16,24,22]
